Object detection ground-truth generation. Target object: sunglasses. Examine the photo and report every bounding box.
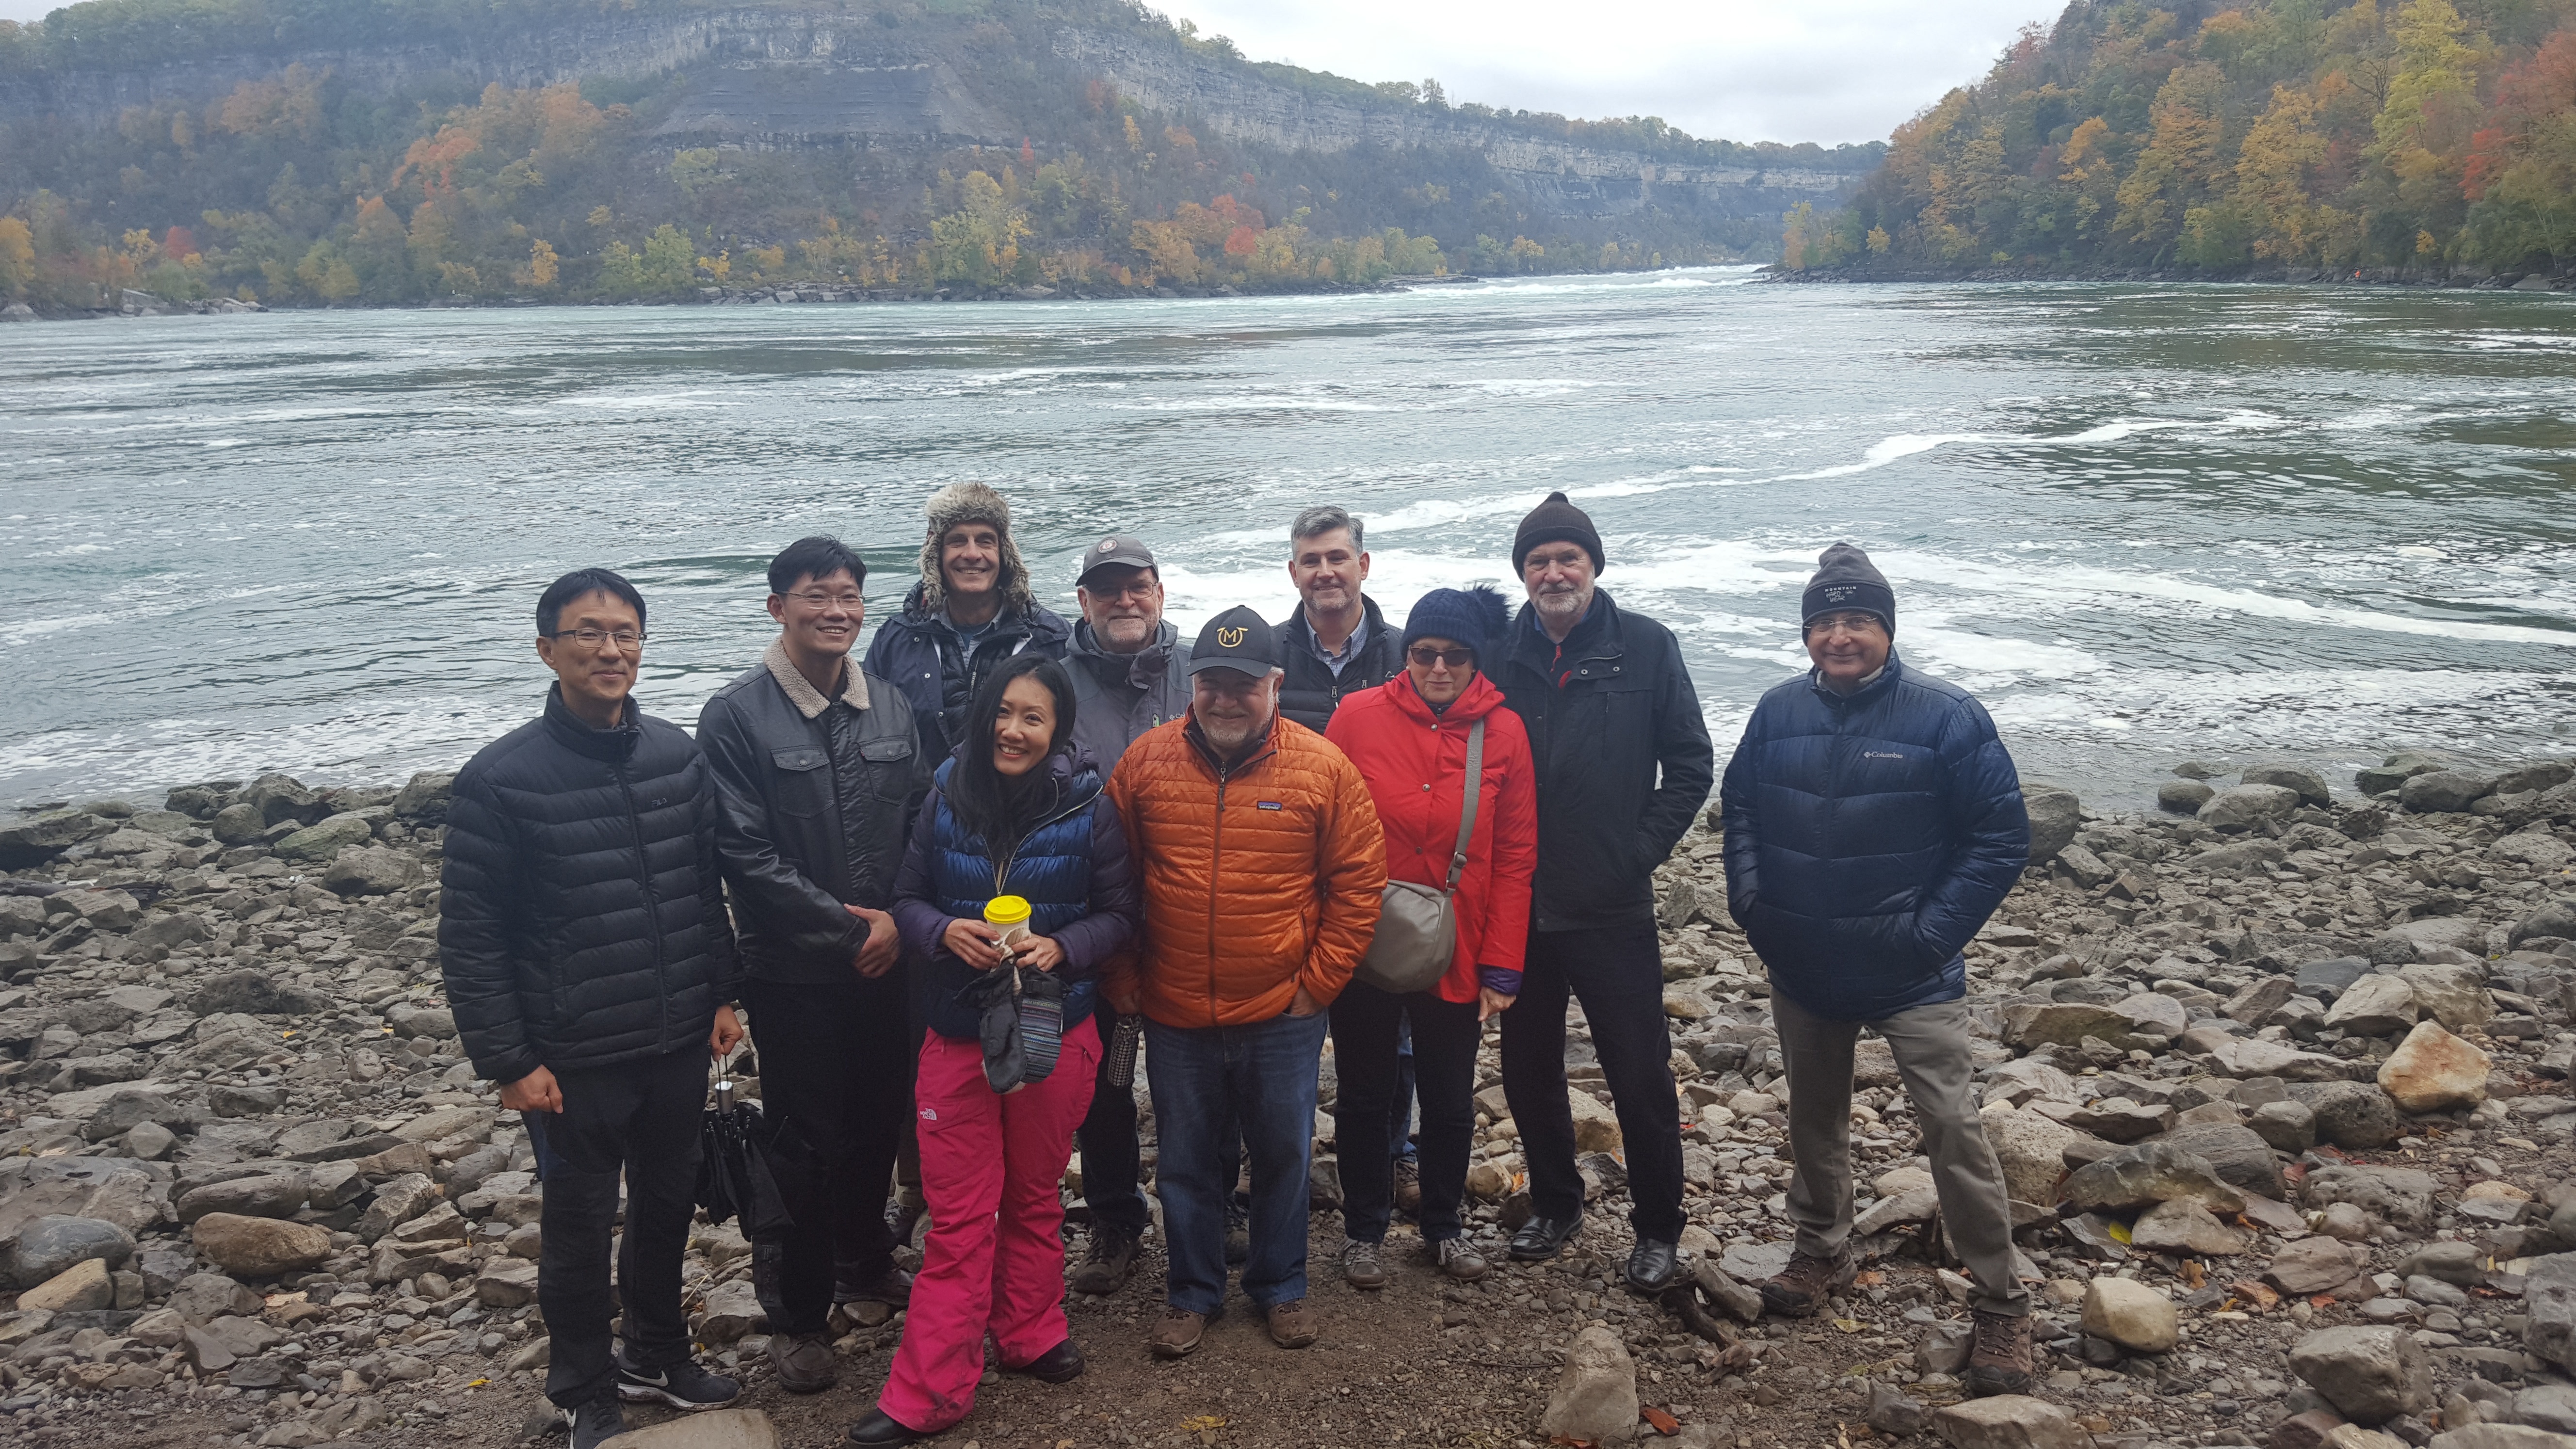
[1407,646,1474,668]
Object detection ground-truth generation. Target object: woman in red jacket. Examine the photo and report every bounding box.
[1323,584,1538,1286]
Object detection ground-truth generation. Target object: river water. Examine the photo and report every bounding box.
[2,270,2572,812]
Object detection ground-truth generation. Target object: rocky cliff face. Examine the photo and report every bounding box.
[1053,29,1861,223]
[2,9,1859,221]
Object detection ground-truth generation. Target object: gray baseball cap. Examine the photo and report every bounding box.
[1076,533,1158,585]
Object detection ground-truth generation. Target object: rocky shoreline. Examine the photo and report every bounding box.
[0,746,2572,1449]
[1766,264,2573,291]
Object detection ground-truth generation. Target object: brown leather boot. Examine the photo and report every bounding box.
[1757,1249,1852,1318]
[1966,1309,2034,1397]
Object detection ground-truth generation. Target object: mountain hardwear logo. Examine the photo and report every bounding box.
[1217,626,1247,647]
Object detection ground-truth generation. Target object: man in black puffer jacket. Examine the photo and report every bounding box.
[441,568,744,1449]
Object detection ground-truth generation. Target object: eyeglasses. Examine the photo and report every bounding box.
[1082,578,1159,602]
[549,628,645,652]
[1805,612,1885,638]
[1407,646,1474,668]
[786,590,867,610]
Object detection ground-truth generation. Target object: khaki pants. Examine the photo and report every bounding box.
[1770,990,2030,1318]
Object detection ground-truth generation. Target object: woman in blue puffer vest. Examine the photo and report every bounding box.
[859,654,1137,1447]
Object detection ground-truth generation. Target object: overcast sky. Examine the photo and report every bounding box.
[0,0,2051,144]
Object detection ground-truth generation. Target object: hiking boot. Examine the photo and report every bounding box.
[1966,1309,2035,1397]
[883,1192,927,1250]
[1224,1201,1251,1266]
[1758,1249,1852,1319]
[1340,1237,1389,1290]
[1506,1212,1583,1262]
[1391,1156,1423,1214]
[1264,1297,1319,1349]
[566,1385,624,1449]
[616,1352,740,1410]
[1433,1237,1491,1282]
[836,1260,914,1308]
[1068,1225,1140,1296]
[768,1330,837,1394]
[1147,1307,1207,1359]
[1009,1338,1085,1383]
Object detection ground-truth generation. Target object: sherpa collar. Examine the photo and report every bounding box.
[764,638,869,720]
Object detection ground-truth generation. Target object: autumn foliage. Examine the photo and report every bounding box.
[1788,0,2576,275]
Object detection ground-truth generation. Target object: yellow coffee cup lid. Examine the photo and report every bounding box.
[983,895,1031,926]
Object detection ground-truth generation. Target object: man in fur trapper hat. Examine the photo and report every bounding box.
[865,482,1073,762]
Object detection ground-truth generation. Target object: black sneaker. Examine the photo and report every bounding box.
[565,1386,625,1449]
[616,1352,741,1411]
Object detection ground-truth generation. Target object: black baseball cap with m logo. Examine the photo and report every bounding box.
[1188,605,1276,676]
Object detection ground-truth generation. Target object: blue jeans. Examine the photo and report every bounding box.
[1145,1008,1330,1315]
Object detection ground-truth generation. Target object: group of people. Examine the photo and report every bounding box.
[438,484,2041,1449]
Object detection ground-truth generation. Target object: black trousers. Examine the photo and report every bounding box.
[744,972,914,1335]
[1076,1003,1151,1236]
[1497,921,1686,1242]
[1330,981,1480,1243]
[535,1046,705,1408]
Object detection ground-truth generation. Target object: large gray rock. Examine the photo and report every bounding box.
[1931,1395,2093,1449]
[2128,1198,2250,1256]
[1976,1105,2085,1214]
[2358,749,2474,796]
[209,801,266,846]
[187,968,330,1017]
[2224,975,2296,1024]
[165,1271,263,1324]
[1540,1325,1639,1444]
[2248,1098,2318,1154]
[0,1156,169,1237]
[593,1409,780,1449]
[323,844,416,898]
[2081,1276,2179,1349]
[2400,770,2494,814]
[2158,779,2216,814]
[2289,1325,2433,1425]
[272,812,373,863]
[2060,1141,2245,1213]
[2527,1253,2576,1377]
[0,811,111,868]
[2510,899,2576,950]
[2430,1427,2576,1449]
[2304,1165,2439,1231]
[2157,1122,2288,1200]
[2,1214,135,1288]
[2266,1236,2371,1295]
[244,773,322,826]
[2022,784,2082,865]
[2001,1002,2138,1050]
[176,1173,308,1225]
[2288,1081,2406,1151]
[2324,973,2418,1036]
[2398,962,2494,1030]
[2377,1020,2491,1112]
[390,771,455,821]
[2243,762,2332,805]
[2201,783,2302,831]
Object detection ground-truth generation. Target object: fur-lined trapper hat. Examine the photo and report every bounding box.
[915,481,1036,617]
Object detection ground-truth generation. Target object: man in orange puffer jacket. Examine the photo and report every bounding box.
[1103,605,1387,1361]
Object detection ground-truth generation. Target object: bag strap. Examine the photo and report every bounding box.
[1442,718,1485,894]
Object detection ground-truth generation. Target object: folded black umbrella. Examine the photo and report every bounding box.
[697,1063,792,1236]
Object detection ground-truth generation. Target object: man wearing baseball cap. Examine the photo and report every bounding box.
[1103,606,1386,1359]
[1718,543,2034,1395]
[1489,491,1713,1296]
[1060,533,1193,1294]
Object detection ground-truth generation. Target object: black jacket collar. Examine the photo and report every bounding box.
[543,684,641,762]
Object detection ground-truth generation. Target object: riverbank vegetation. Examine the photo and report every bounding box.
[1778,0,2576,278]
[0,0,1854,310]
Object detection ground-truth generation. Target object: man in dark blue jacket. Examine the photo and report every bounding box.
[865,482,1072,762]
[1718,543,2034,1397]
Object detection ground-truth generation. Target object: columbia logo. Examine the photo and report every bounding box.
[1864,751,1903,759]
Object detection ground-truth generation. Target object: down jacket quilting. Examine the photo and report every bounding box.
[440,687,742,1086]
[1324,673,1538,1003]
[1104,714,1387,1027]
[1718,651,2030,1023]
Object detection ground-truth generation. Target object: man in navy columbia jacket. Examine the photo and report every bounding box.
[1718,543,2034,1397]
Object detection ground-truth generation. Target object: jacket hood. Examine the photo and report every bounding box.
[1382,669,1509,726]
[915,481,1037,618]
[1067,617,1180,662]
[934,737,1107,795]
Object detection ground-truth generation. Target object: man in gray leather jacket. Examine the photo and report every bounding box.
[697,536,930,1395]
